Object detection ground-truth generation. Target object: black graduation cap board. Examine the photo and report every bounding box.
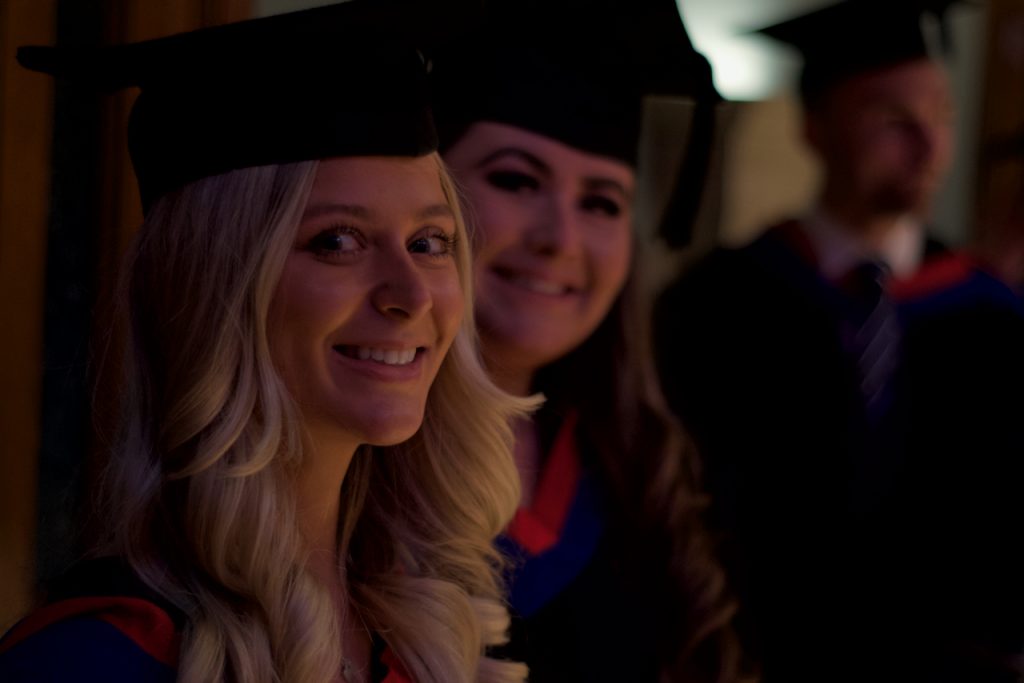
[432,0,718,165]
[18,0,482,212]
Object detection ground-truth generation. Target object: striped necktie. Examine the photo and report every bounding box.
[840,261,901,425]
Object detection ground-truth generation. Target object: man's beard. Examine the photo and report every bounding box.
[869,178,937,218]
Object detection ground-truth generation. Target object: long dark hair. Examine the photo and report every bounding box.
[533,258,746,682]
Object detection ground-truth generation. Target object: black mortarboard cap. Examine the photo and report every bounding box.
[430,0,721,246]
[432,0,717,165]
[18,0,478,212]
[755,0,968,105]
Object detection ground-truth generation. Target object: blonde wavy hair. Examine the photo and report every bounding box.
[98,154,530,683]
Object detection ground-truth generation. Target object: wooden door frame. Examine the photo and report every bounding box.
[0,0,57,632]
[0,0,250,632]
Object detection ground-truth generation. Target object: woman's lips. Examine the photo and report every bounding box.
[491,266,580,297]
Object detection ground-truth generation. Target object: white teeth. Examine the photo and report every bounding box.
[513,276,569,295]
[342,346,417,365]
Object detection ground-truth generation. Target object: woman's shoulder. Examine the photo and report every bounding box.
[0,558,181,682]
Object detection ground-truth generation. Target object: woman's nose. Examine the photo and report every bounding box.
[370,252,432,320]
[524,194,583,257]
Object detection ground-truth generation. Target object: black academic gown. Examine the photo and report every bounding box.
[0,558,413,682]
[498,413,665,683]
[653,221,940,681]
[893,256,1024,681]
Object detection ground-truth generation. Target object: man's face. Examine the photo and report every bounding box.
[807,58,955,218]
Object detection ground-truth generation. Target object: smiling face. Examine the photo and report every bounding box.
[268,155,464,451]
[443,122,634,394]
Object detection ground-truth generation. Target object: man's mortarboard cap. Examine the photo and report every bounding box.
[755,0,967,104]
[18,0,478,212]
[430,0,722,246]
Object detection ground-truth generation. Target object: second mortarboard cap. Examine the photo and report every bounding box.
[755,0,967,105]
[430,0,718,166]
[18,0,480,212]
[429,0,721,246]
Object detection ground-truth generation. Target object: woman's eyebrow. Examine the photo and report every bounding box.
[584,177,634,202]
[301,202,454,223]
[474,148,632,201]
[301,202,369,221]
[416,203,455,222]
[474,147,551,175]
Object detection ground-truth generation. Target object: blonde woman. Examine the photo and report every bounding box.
[0,3,527,682]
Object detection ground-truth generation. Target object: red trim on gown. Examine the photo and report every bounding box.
[0,596,179,667]
[505,411,581,556]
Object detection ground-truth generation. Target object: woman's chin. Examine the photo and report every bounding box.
[481,325,587,373]
[356,413,425,449]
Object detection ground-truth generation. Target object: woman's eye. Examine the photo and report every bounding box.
[409,231,458,258]
[485,170,540,194]
[580,194,623,218]
[306,226,363,258]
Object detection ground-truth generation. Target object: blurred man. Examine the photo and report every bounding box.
[653,1,1023,680]
[799,54,954,277]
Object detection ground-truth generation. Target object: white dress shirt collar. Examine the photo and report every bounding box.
[801,209,925,281]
